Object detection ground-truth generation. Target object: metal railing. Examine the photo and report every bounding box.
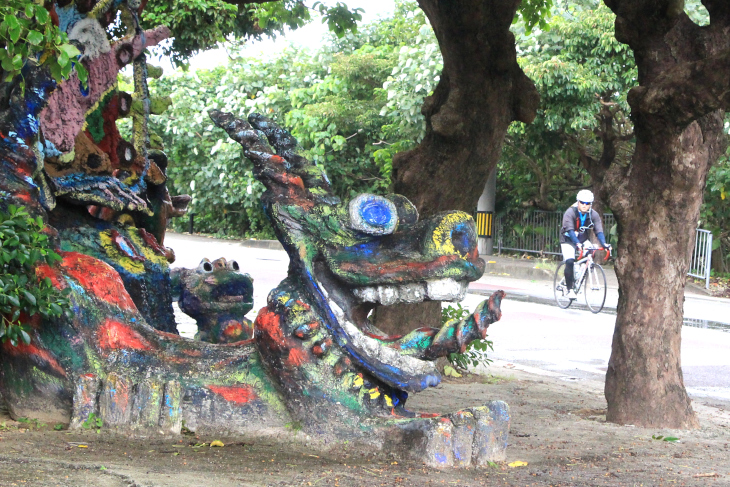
[494,209,711,288]
[689,229,713,289]
[495,209,615,256]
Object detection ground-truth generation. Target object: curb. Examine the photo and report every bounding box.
[468,287,619,315]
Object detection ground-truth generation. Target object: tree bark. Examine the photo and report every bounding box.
[377,0,539,335]
[392,0,538,215]
[596,0,730,427]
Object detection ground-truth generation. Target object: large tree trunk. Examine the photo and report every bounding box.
[598,0,730,427]
[393,0,538,213]
[605,116,721,428]
[377,0,539,334]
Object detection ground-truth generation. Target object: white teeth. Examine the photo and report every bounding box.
[353,287,377,302]
[377,285,399,306]
[399,283,426,303]
[425,278,467,302]
[353,278,466,304]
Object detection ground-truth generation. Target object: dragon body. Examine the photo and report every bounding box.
[0,0,509,467]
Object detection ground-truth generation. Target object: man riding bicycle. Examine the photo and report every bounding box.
[560,190,611,300]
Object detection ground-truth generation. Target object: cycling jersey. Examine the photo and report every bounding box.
[560,204,605,245]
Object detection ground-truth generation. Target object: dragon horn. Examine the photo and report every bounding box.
[248,113,298,153]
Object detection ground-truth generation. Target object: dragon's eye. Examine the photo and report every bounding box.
[228,260,240,271]
[348,194,398,235]
[199,259,213,272]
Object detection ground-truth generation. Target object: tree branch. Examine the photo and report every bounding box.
[629,47,730,130]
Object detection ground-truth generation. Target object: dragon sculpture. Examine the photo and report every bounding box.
[171,258,255,343]
[0,0,509,467]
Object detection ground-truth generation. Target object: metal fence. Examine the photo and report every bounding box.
[688,229,713,289]
[494,209,616,256]
[492,209,712,288]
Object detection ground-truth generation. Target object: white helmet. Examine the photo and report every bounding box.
[576,189,594,204]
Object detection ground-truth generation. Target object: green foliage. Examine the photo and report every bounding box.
[516,0,554,34]
[141,0,362,66]
[81,412,103,430]
[700,123,730,271]
[442,304,494,371]
[0,1,84,90]
[498,3,637,212]
[154,2,426,237]
[652,435,680,442]
[0,206,70,347]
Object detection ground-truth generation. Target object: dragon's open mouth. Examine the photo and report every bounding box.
[310,258,486,393]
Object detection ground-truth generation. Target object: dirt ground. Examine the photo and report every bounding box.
[1,363,729,487]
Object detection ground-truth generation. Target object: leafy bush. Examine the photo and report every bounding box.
[442,303,494,371]
[0,1,86,90]
[151,3,429,238]
[0,206,69,346]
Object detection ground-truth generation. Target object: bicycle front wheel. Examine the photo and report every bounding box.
[554,261,572,309]
[584,263,607,313]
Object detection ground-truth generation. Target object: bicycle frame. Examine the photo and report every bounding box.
[554,245,611,312]
[574,247,609,292]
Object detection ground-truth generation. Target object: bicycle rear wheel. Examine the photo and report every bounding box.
[554,262,572,309]
[584,263,607,313]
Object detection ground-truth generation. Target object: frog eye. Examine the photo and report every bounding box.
[199,258,213,272]
[228,260,240,271]
[348,194,398,235]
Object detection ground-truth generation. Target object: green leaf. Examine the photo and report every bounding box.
[11,53,23,71]
[58,43,81,58]
[22,290,36,306]
[9,25,21,44]
[20,329,31,345]
[26,30,43,46]
[34,7,49,25]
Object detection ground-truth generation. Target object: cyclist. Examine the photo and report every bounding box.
[560,189,611,300]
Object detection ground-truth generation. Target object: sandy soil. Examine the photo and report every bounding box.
[1,363,729,486]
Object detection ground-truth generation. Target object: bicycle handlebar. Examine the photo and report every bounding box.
[577,245,611,262]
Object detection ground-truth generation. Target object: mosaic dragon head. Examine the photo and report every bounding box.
[208,111,506,427]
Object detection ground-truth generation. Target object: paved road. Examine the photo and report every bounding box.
[166,232,730,404]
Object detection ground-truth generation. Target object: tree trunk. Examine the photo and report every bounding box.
[377,0,539,335]
[598,0,730,427]
[604,116,721,428]
[393,0,538,214]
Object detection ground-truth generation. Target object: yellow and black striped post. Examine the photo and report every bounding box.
[475,211,493,239]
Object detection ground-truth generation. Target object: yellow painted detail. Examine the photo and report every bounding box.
[83,82,119,119]
[127,230,169,267]
[384,395,393,407]
[368,388,380,400]
[116,214,135,226]
[58,150,76,163]
[99,230,145,274]
[352,375,364,388]
[430,212,472,259]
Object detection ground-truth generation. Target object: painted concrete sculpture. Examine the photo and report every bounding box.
[0,0,510,468]
[171,258,255,343]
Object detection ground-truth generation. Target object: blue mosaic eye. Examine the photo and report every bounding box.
[348,194,397,235]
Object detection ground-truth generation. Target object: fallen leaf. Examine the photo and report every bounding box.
[210,440,224,447]
[694,473,720,478]
[444,365,462,378]
[77,445,88,448]
[508,461,528,467]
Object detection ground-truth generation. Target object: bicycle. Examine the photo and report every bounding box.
[553,244,611,313]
